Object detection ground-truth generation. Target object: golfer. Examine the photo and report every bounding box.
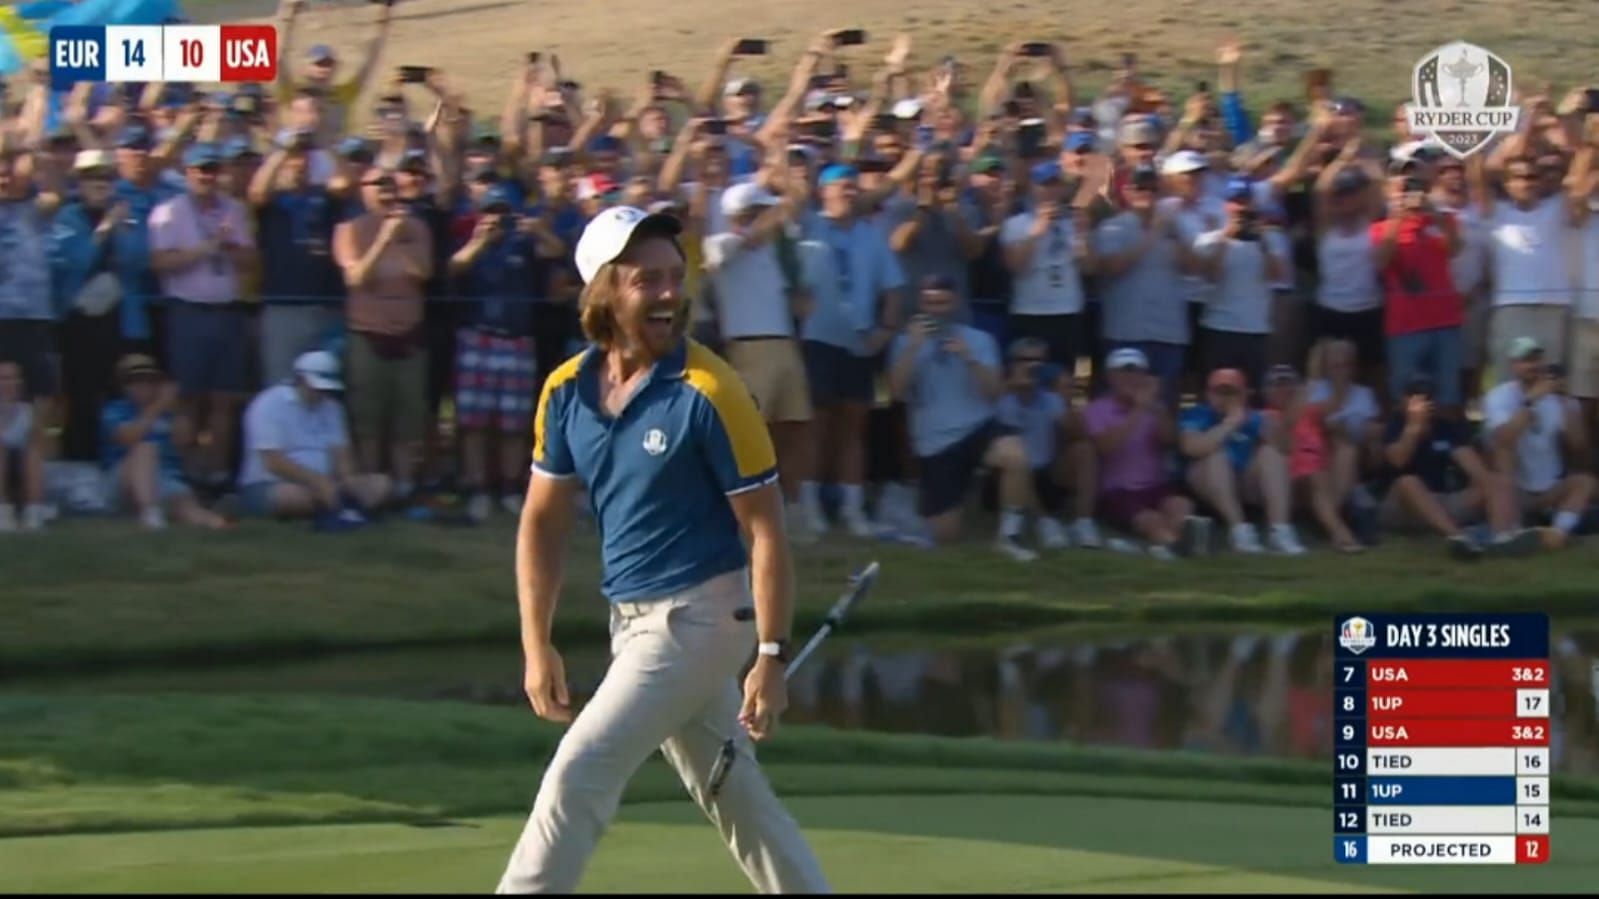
[496,206,830,894]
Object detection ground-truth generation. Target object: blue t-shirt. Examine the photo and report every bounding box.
[996,389,1067,470]
[99,398,183,476]
[113,177,183,338]
[1178,403,1266,472]
[890,324,1001,457]
[463,231,547,336]
[798,212,906,355]
[532,339,778,603]
[258,187,344,306]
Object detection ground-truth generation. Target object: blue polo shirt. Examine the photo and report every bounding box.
[532,338,778,602]
[890,324,1001,457]
[1178,403,1266,473]
[799,211,905,356]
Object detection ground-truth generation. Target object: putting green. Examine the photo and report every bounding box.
[4,796,1595,893]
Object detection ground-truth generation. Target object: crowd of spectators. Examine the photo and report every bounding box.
[3,1,1599,561]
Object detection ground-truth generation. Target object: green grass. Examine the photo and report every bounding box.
[8,519,1599,673]
[5,693,1599,839]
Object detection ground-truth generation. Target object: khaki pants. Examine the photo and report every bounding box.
[496,569,829,894]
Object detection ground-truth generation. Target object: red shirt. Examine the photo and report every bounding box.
[1370,213,1464,336]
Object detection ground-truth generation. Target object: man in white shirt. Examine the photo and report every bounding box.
[1001,161,1093,378]
[1483,337,1595,548]
[1479,154,1590,380]
[238,351,393,521]
[703,181,815,541]
[1193,176,1289,393]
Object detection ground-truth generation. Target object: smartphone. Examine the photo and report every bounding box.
[871,113,897,133]
[526,51,541,65]
[733,38,769,56]
[399,65,432,84]
[651,69,667,86]
[558,80,581,92]
[1585,88,1599,115]
[1019,41,1053,58]
[832,29,866,47]
[702,118,728,136]
[1196,80,1210,94]
[1017,118,1046,158]
[807,118,837,141]
[1002,99,1022,118]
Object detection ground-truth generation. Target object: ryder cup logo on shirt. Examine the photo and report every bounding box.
[1339,616,1378,655]
[642,428,668,456]
[1407,41,1520,160]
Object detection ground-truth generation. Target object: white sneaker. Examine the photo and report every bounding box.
[802,500,829,537]
[1106,536,1142,554]
[499,494,523,517]
[1148,544,1178,562]
[1268,523,1308,556]
[842,509,875,539]
[994,535,1039,562]
[140,507,168,531]
[21,504,47,531]
[1072,518,1104,549]
[0,504,15,532]
[1230,523,1265,554]
[466,493,492,524]
[1037,517,1072,550]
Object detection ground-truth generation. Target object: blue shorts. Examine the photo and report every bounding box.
[166,301,251,396]
[803,340,875,406]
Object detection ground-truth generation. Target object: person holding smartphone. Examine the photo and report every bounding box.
[274,0,393,146]
[1001,162,1093,377]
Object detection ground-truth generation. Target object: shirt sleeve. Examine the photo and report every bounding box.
[1482,384,1517,432]
[1178,406,1208,433]
[1221,92,1252,148]
[703,232,743,271]
[875,229,907,291]
[690,371,778,495]
[146,199,180,252]
[999,214,1028,246]
[530,380,577,479]
[248,396,288,452]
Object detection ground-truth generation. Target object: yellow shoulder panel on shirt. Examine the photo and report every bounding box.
[682,341,777,478]
[530,351,586,464]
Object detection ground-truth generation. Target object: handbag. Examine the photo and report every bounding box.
[72,271,122,318]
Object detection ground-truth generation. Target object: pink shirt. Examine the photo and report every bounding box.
[1084,396,1165,492]
[149,193,250,304]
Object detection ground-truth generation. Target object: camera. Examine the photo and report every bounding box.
[733,38,769,56]
[398,65,432,84]
[1019,41,1053,58]
[832,29,866,47]
[702,119,728,136]
[1235,208,1260,241]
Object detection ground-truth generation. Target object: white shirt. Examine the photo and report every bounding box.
[702,231,793,339]
[1157,195,1224,305]
[240,384,350,487]
[1489,197,1572,307]
[1578,209,1599,320]
[1000,211,1086,316]
[1438,201,1488,297]
[1316,226,1380,312]
[1307,379,1379,442]
[1194,230,1274,334]
[1483,380,1567,493]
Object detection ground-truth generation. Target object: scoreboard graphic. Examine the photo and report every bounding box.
[1333,612,1551,865]
[49,24,277,89]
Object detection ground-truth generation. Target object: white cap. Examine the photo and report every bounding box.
[720,182,779,217]
[1161,150,1208,175]
[574,205,683,285]
[293,350,343,391]
[892,97,925,120]
[1106,347,1150,371]
[724,77,757,97]
[73,149,114,171]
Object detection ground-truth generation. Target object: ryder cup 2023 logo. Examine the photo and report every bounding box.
[1407,42,1520,159]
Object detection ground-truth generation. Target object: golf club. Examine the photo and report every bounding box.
[706,560,880,798]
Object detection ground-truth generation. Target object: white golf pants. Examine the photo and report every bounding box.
[496,568,830,894]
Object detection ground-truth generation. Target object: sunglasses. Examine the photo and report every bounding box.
[362,178,394,188]
[193,163,220,174]
[1130,142,1155,152]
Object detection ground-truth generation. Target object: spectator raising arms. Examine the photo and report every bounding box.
[99,355,227,531]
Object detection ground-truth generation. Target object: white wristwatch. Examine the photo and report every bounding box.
[757,641,790,663]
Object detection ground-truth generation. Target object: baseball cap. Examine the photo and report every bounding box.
[1330,95,1364,116]
[818,163,858,186]
[589,134,624,154]
[465,159,499,183]
[477,183,516,211]
[893,98,925,121]
[1064,131,1096,153]
[116,124,153,150]
[1161,149,1208,175]
[971,153,1006,175]
[221,136,257,161]
[116,353,161,383]
[1331,166,1369,195]
[307,44,337,64]
[336,136,373,162]
[1119,116,1159,146]
[803,90,831,114]
[1510,336,1545,361]
[1106,348,1149,371]
[1030,160,1064,185]
[1267,364,1300,385]
[574,205,684,285]
[1224,175,1254,203]
[183,142,221,168]
[1069,106,1097,128]
[73,149,114,172]
[1208,368,1247,391]
[293,350,343,392]
[720,181,780,217]
[725,77,759,97]
[398,149,429,173]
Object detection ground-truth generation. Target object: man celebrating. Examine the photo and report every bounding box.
[498,207,827,893]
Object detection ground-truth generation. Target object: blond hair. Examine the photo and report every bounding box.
[578,261,690,351]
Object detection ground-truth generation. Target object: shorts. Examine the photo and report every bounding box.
[0,319,59,399]
[1488,305,1568,379]
[917,419,1011,518]
[1311,305,1386,368]
[347,331,428,445]
[1010,313,1085,373]
[425,300,459,414]
[1379,485,1477,531]
[1566,319,1599,399]
[166,301,251,395]
[239,481,279,517]
[260,303,343,387]
[1199,328,1267,396]
[1099,484,1176,529]
[103,465,192,512]
[726,338,812,423]
[454,328,536,433]
[1032,466,1065,514]
[1387,327,1463,408]
[802,340,874,406]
